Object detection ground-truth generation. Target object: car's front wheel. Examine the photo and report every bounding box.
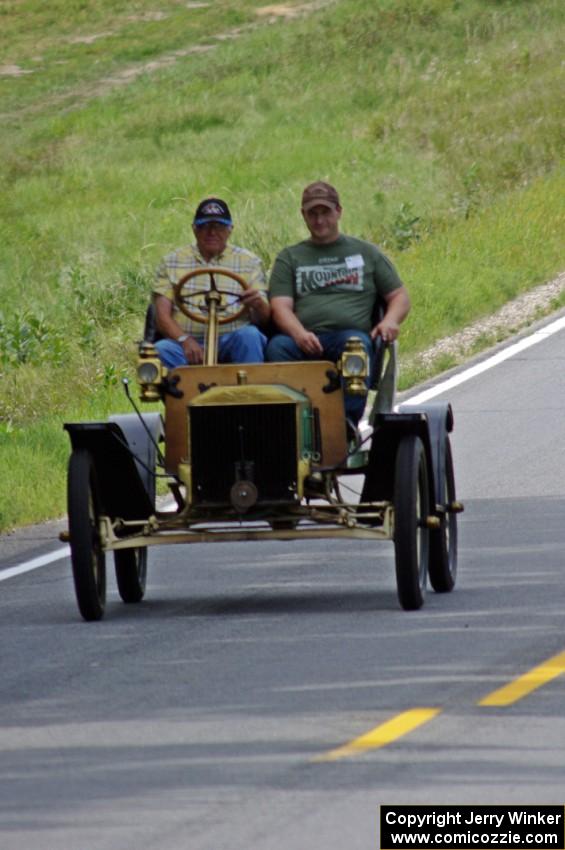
[393,435,430,611]
[68,448,106,621]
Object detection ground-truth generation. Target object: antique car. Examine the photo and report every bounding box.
[63,267,462,621]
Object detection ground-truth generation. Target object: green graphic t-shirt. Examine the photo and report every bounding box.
[268,234,402,334]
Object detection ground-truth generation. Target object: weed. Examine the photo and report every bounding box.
[0,310,67,367]
[452,163,482,220]
[389,203,422,251]
[97,362,127,388]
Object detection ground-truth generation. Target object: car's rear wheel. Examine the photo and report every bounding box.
[428,437,458,592]
[394,435,429,611]
[114,548,147,603]
[68,449,106,621]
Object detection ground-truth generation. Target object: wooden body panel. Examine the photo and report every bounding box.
[164,361,347,473]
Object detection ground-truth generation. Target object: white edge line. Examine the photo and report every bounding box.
[3,314,565,582]
[0,546,70,582]
[403,314,565,404]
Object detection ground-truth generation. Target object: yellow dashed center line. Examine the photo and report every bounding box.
[479,649,565,707]
[312,649,565,765]
[313,708,441,762]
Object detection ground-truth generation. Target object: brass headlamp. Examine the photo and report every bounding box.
[338,337,369,395]
[136,341,166,401]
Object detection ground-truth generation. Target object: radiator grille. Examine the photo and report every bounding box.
[190,403,297,504]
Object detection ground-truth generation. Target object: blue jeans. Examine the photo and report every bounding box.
[266,329,373,424]
[155,325,267,368]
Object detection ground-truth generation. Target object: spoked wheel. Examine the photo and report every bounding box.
[67,449,106,621]
[429,436,458,593]
[114,548,147,604]
[393,435,430,611]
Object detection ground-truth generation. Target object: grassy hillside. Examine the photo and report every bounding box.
[0,0,563,530]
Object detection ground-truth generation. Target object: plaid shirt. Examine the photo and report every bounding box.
[153,243,267,337]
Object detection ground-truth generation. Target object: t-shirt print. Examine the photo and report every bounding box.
[295,259,365,296]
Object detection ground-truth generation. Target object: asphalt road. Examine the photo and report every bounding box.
[1,316,565,850]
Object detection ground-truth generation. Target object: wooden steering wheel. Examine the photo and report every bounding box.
[173,267,250,326]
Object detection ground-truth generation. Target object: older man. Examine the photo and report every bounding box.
[266,181,411,423]
[154,197,270,366]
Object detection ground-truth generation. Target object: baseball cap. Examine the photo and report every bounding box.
[193,197,232,226]
[301,181,340,212]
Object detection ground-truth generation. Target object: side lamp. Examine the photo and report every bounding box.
[137,341,166,402]
[338,337,369,395]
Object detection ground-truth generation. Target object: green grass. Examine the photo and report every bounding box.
[0,0,563,530]
[399,172,565,354]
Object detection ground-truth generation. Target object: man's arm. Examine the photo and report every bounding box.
[240,288,271,327]
[371,286,411,343]
[270,295,324,356]
[238,257,271,328]
[154,294,203,364]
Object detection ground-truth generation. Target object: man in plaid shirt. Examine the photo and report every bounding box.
[153,197,270,366]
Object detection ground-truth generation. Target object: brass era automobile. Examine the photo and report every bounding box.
[63,267,462,621]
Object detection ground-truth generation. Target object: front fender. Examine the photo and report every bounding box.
[398,401,453,508]
[64,413,163,521]
[360,402,453,510]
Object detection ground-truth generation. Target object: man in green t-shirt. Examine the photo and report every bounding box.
[266,181,411,423]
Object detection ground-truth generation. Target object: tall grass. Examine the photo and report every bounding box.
[0,0,563,529]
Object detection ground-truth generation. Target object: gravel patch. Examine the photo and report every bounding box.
[407,270,565,371]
